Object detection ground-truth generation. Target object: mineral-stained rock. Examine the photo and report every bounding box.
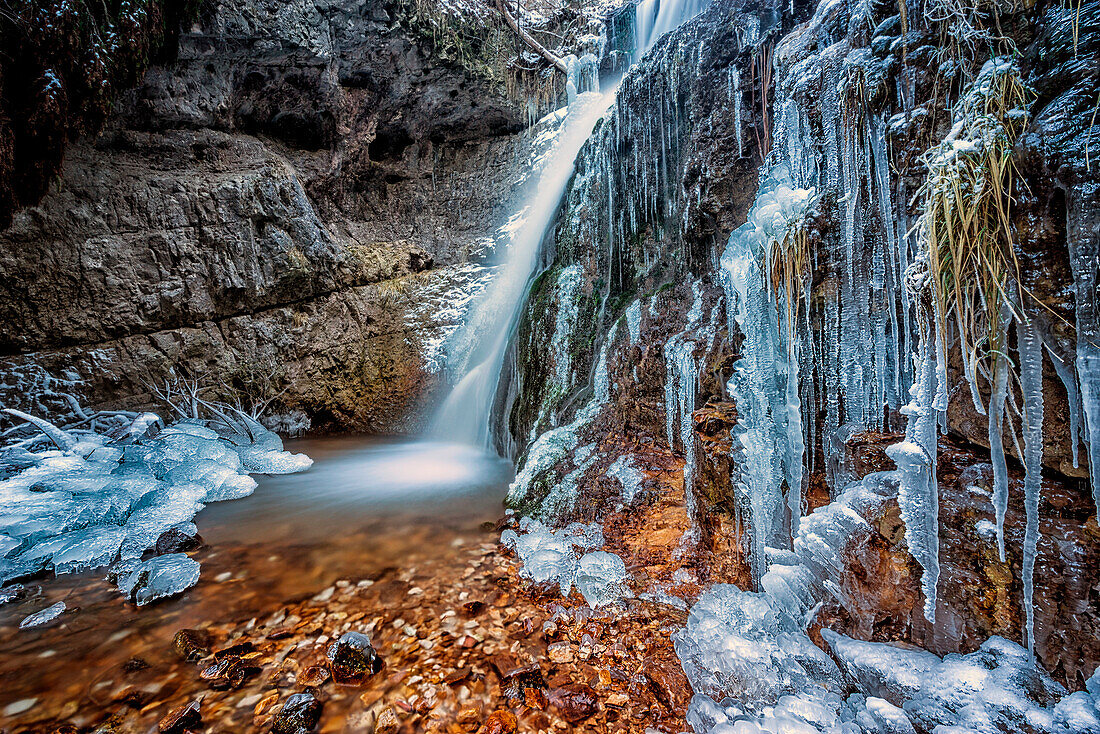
[297,665,330,688]
[477,709,518,734]
[199,655,260,690]
[271,692,323,734]
[157,698,201,734]
[326,630,384,684]
[548,683,600,724]
[374,706,400,734]
[172,629,212,662]
[643,661,692,711]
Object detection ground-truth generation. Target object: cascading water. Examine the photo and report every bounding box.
[436,0,709,448]
[634,0,710,58]
[432,90,617,446]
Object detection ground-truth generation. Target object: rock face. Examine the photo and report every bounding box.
[502,0,1100,692]
[0,0,534,433]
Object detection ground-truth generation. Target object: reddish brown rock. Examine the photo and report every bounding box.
[476,709,518,734]
[157,699,201,734]
[297,665,330,688]
[644,661,691,712]
[548,683,600,724]
[172,629,212,662]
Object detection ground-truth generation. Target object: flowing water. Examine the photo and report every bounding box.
[0,437,511,721]
[432,90,620,447]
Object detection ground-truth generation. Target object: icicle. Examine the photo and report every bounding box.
[886,289,942,623]
[1018,320,1045,653]
[988,347,1011,562]
[1065,182,1100,513]
[1044,343,1081,469]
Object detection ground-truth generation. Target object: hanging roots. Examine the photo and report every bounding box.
[768,223,810,342]
[919,57,1033,388]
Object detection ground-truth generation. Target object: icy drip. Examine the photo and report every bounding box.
[507,324,619,517]
[565,53,599,103]
[886,284,945,623]
[434,90,618,446]
[664,282,708,536]
[1019,320,1045,653]
[536,264,586,433]
[767,25,914,483]
[989,347,1011,561]
[720,165,814,580]
[625,299,642,344]
[1066,182,1100,515]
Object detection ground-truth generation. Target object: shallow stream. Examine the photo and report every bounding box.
[0,438,512,725]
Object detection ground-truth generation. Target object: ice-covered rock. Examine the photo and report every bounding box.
[503,518,627,606]
[0,410,311,603]
[116,553,200,606]
[19,600,66,629]
[574,551,628,607]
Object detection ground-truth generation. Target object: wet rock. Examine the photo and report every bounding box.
[493,658,546,704]
[643,661,691,711]
[325,630,384,684]
[456,705,482,731]
[297,665,330,687]
[271,692,322,734]
[547,641,573,663]
[155,527,203,555]
[477,709,518,734]
[157,698,201,733]
[199,656,261,689]
[374,706,399,734]
[548,684,600,724]
[173,629,212,662]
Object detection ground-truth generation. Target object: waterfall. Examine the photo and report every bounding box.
[435,0,709,448]
[635,0,709,59]
[432,91,617,446]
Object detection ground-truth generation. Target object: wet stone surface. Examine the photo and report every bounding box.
[0,532,692,733]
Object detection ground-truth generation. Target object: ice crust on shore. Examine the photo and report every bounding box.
[502,518,628,607]
[0,412,311,606]
[675,471,1100,734]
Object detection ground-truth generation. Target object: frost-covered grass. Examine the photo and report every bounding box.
[920,57,1032,406]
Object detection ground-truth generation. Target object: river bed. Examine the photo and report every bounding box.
[0,437,512,728]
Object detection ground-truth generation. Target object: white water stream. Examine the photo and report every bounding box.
[433,0,709,448]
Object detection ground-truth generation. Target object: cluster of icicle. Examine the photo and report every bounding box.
[719,164,815,582]
[675,470,1100,734]
[0,406,311,607]
[714,0,1100,654]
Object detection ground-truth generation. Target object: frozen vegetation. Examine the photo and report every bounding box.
[0,406,311,607]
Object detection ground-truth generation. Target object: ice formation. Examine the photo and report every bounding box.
[501,517,628,608]
[664,281,713,539]
[719,166,814,579]
[0,409,311,606]
[606,453,645,504]
[19,600,66,629]
[676,471,1100,734]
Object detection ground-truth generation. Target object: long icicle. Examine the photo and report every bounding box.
[1018,319,1045,653]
